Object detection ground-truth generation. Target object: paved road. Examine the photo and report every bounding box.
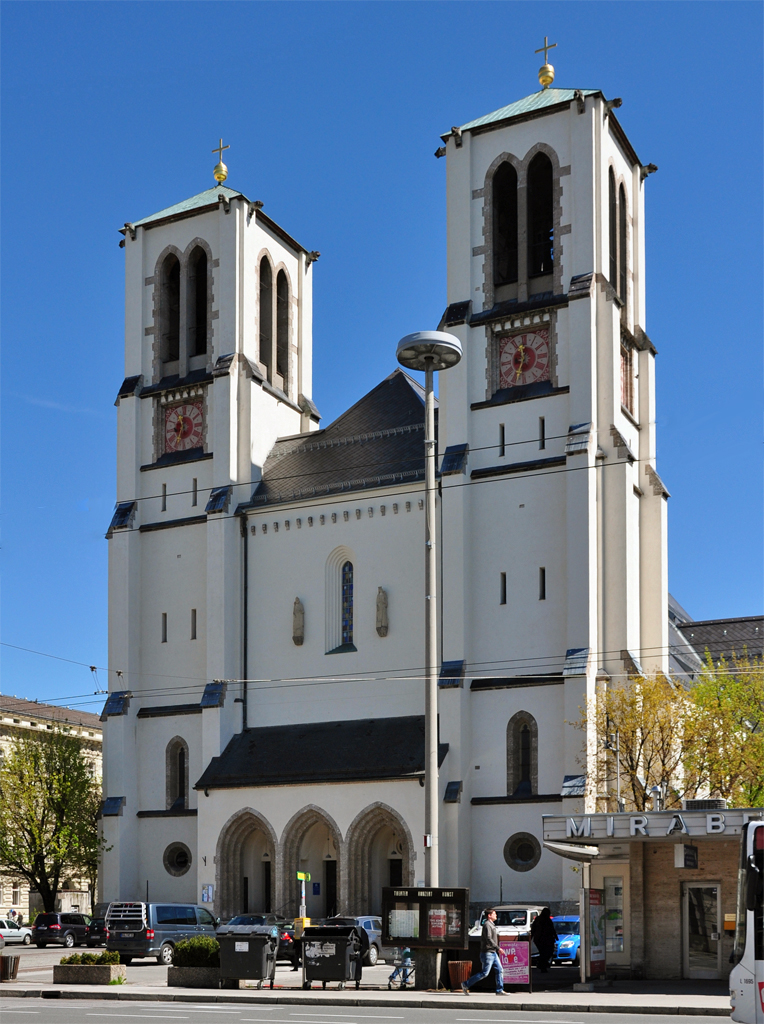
[0,998,731,1024]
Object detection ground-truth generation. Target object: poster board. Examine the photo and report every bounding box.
[499,938,532,990]
[381,887,470,949]
[587,888,606,978]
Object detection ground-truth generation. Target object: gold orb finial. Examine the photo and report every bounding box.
[212,138,230,185]
[534,36,557,89]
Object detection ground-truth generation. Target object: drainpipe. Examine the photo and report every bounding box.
[240,513,248,730]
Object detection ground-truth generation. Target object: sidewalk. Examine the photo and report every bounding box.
[0,978,732,1016]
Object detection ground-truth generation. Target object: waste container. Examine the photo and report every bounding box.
[216,924,278,989]
[1,954,21,982]
[301,924,363,990]
[448,960,472,991]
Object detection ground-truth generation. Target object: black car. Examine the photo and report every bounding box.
[225,915,299,966]
[33,912,92,948]
[87,903,111,947]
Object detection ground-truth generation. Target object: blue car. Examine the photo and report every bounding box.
[553,915,580,966]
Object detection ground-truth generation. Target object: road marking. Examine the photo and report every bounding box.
[0,1012,41,1014]
[290,1016,405,1020]
[86,1016,190,1020]
[455,1019,585,1023]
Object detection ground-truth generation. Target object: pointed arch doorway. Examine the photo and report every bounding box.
[346,803,414,916]
[215,809,278,922]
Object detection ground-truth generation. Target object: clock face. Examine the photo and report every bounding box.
[164,402,204,453]
[499,330,550,388]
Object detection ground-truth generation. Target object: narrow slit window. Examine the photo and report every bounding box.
[188,247,208,356]
[527,153,554,278]
[493,162,518,286]
[191,608,197,640]
[161,613,168,643]
[539,417,546,450]
[259,258,273,381]
[499,423,506,457]
[618,183,628,302]
[621,344,634,413]
[500,572,507,605]
[177,747,186,802]
[160,254,181,363]
[191,478,198,507]
[341,560,354,646]
[276,270,289,391]
[161,483,167,512]
[539,567,546,601]
[609,168,617,288]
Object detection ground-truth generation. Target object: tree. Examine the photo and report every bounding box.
[0,727,105,912]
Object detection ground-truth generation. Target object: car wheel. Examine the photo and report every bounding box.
[365,944,379,967]
[159,943,174,966]
[23,934,31,945]
[63,932,75,948]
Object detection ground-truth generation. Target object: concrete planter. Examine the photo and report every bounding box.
[52,965,127,985]
[167,966,220,988]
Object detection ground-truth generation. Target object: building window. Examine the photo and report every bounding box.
[609,168,617,288]
[499,423,506,457]
[187,246,208,357]
[192,478,198,507]
[161,613,167,643]
[527,153,554,278]
[161,483,167,512]
[159,253,181,364]
[500,572,507,605]
[621,344,634,413]
[503,831,541,872]
[618,184,628,303]
[506,711,538,797]
[259,257,273,380]
[539,567,546,601]
[166,737,189,810]
[341,561,354,646]
[191,608,197,640]
[493,161,518,287]
[163,842,192,876]
[12,883,21,904]
[276,269,289,392]
[539,417,546,450]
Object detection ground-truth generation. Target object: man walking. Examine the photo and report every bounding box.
[462,908,505,995]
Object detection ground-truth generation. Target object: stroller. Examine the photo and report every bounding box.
[387,946,414,989]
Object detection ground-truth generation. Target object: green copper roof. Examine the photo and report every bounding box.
[460,88,599,131]
[133,185,247,228]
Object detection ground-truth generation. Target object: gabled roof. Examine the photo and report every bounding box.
[0,694,102,730]
[133,186,244,228]
[676,615,763,664]
[459,88,600,131]
[245,369,433,509]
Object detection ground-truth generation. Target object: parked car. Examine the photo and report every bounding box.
[105,901,218,965]
[552,915,581,966]
[469,904,546,941]
[322,915,383,965]
[87,902,111,947]
[33,912,92,948]
[224,914,299,966]
[0,918,33,945]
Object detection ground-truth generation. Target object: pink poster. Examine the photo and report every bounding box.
[499,938,531,985]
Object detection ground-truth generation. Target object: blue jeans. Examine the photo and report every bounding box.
[464,950,504,993]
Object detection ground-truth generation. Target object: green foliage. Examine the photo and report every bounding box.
[60,950,120,966]
[109,975,126,984]
[172,935,220,968]
[0,727,107,913]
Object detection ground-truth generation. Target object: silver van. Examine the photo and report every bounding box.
[105,901,218,964]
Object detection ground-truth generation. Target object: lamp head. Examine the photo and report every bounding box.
[396,330,462,372]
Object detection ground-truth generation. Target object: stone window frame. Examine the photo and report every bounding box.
[163,841,192,877]
[479,143,570,312]
[503,831,542,872]
[506,710,539,797]
[165,735,190,810]
[147,238,217,384]
[325,545,357,654]
[255,251,295,400]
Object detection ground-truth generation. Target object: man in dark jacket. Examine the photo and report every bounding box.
[531,907,557,972]
[461,908,505,995]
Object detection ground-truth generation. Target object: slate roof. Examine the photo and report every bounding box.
[0,695,102,730]
[459,88,600,132]
[244,369,432,509]
[195,714,449,790]
[676,615,763,664]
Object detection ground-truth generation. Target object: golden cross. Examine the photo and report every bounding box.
[535,36,557,63]
[212,138,230,162]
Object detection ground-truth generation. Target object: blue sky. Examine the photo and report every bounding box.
[1,1,762,711]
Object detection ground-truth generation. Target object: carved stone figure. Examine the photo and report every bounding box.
[292,597,305,646]
[376,587,388,637]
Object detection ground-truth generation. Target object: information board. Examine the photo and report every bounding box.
[588,888,606,977]
[499,938,532,988]
[381,887,470,949]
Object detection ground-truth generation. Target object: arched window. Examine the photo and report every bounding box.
[609,168,617,288]
[259,257,273,380]
[166,737,189,810]
[276,270,289,391]
[188,247,208,357]
[618,184,627,302]
[493,162,518,287]
[160,254,181,363]
[341,561,354,646]
[527,154,554,278]
[506,712,538,797]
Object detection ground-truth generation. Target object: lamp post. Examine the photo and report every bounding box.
[396,331,462,892]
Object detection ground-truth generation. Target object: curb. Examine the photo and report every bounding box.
[0,985,732,1016]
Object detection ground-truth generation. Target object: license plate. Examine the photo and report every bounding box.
[121,932,134,938]
[37,926,47,930]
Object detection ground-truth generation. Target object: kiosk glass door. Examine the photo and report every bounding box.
[683,883,721,979]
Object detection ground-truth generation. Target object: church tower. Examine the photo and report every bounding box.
[102,154,320,902]
[436,57,668,908]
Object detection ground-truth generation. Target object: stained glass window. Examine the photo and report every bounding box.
[341,561,354,646]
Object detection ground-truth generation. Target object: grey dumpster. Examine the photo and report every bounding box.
[301,924,364,990]
[217,924,278,989]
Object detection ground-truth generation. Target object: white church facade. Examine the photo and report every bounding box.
[101,79,668,929]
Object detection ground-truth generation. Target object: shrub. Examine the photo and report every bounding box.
[59,950,121,966]
[172,935,220,968]
[60,953,82,965]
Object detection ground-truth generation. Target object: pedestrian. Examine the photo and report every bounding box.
[462,908,505,996]
[531,907,557,973]
[388,946,412,988]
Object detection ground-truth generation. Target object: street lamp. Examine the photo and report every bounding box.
[396,331,462,889]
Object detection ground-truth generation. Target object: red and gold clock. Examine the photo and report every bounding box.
[164,402,204,453]
[499,329,551,388]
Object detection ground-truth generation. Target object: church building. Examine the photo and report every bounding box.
[101,62,668,931]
